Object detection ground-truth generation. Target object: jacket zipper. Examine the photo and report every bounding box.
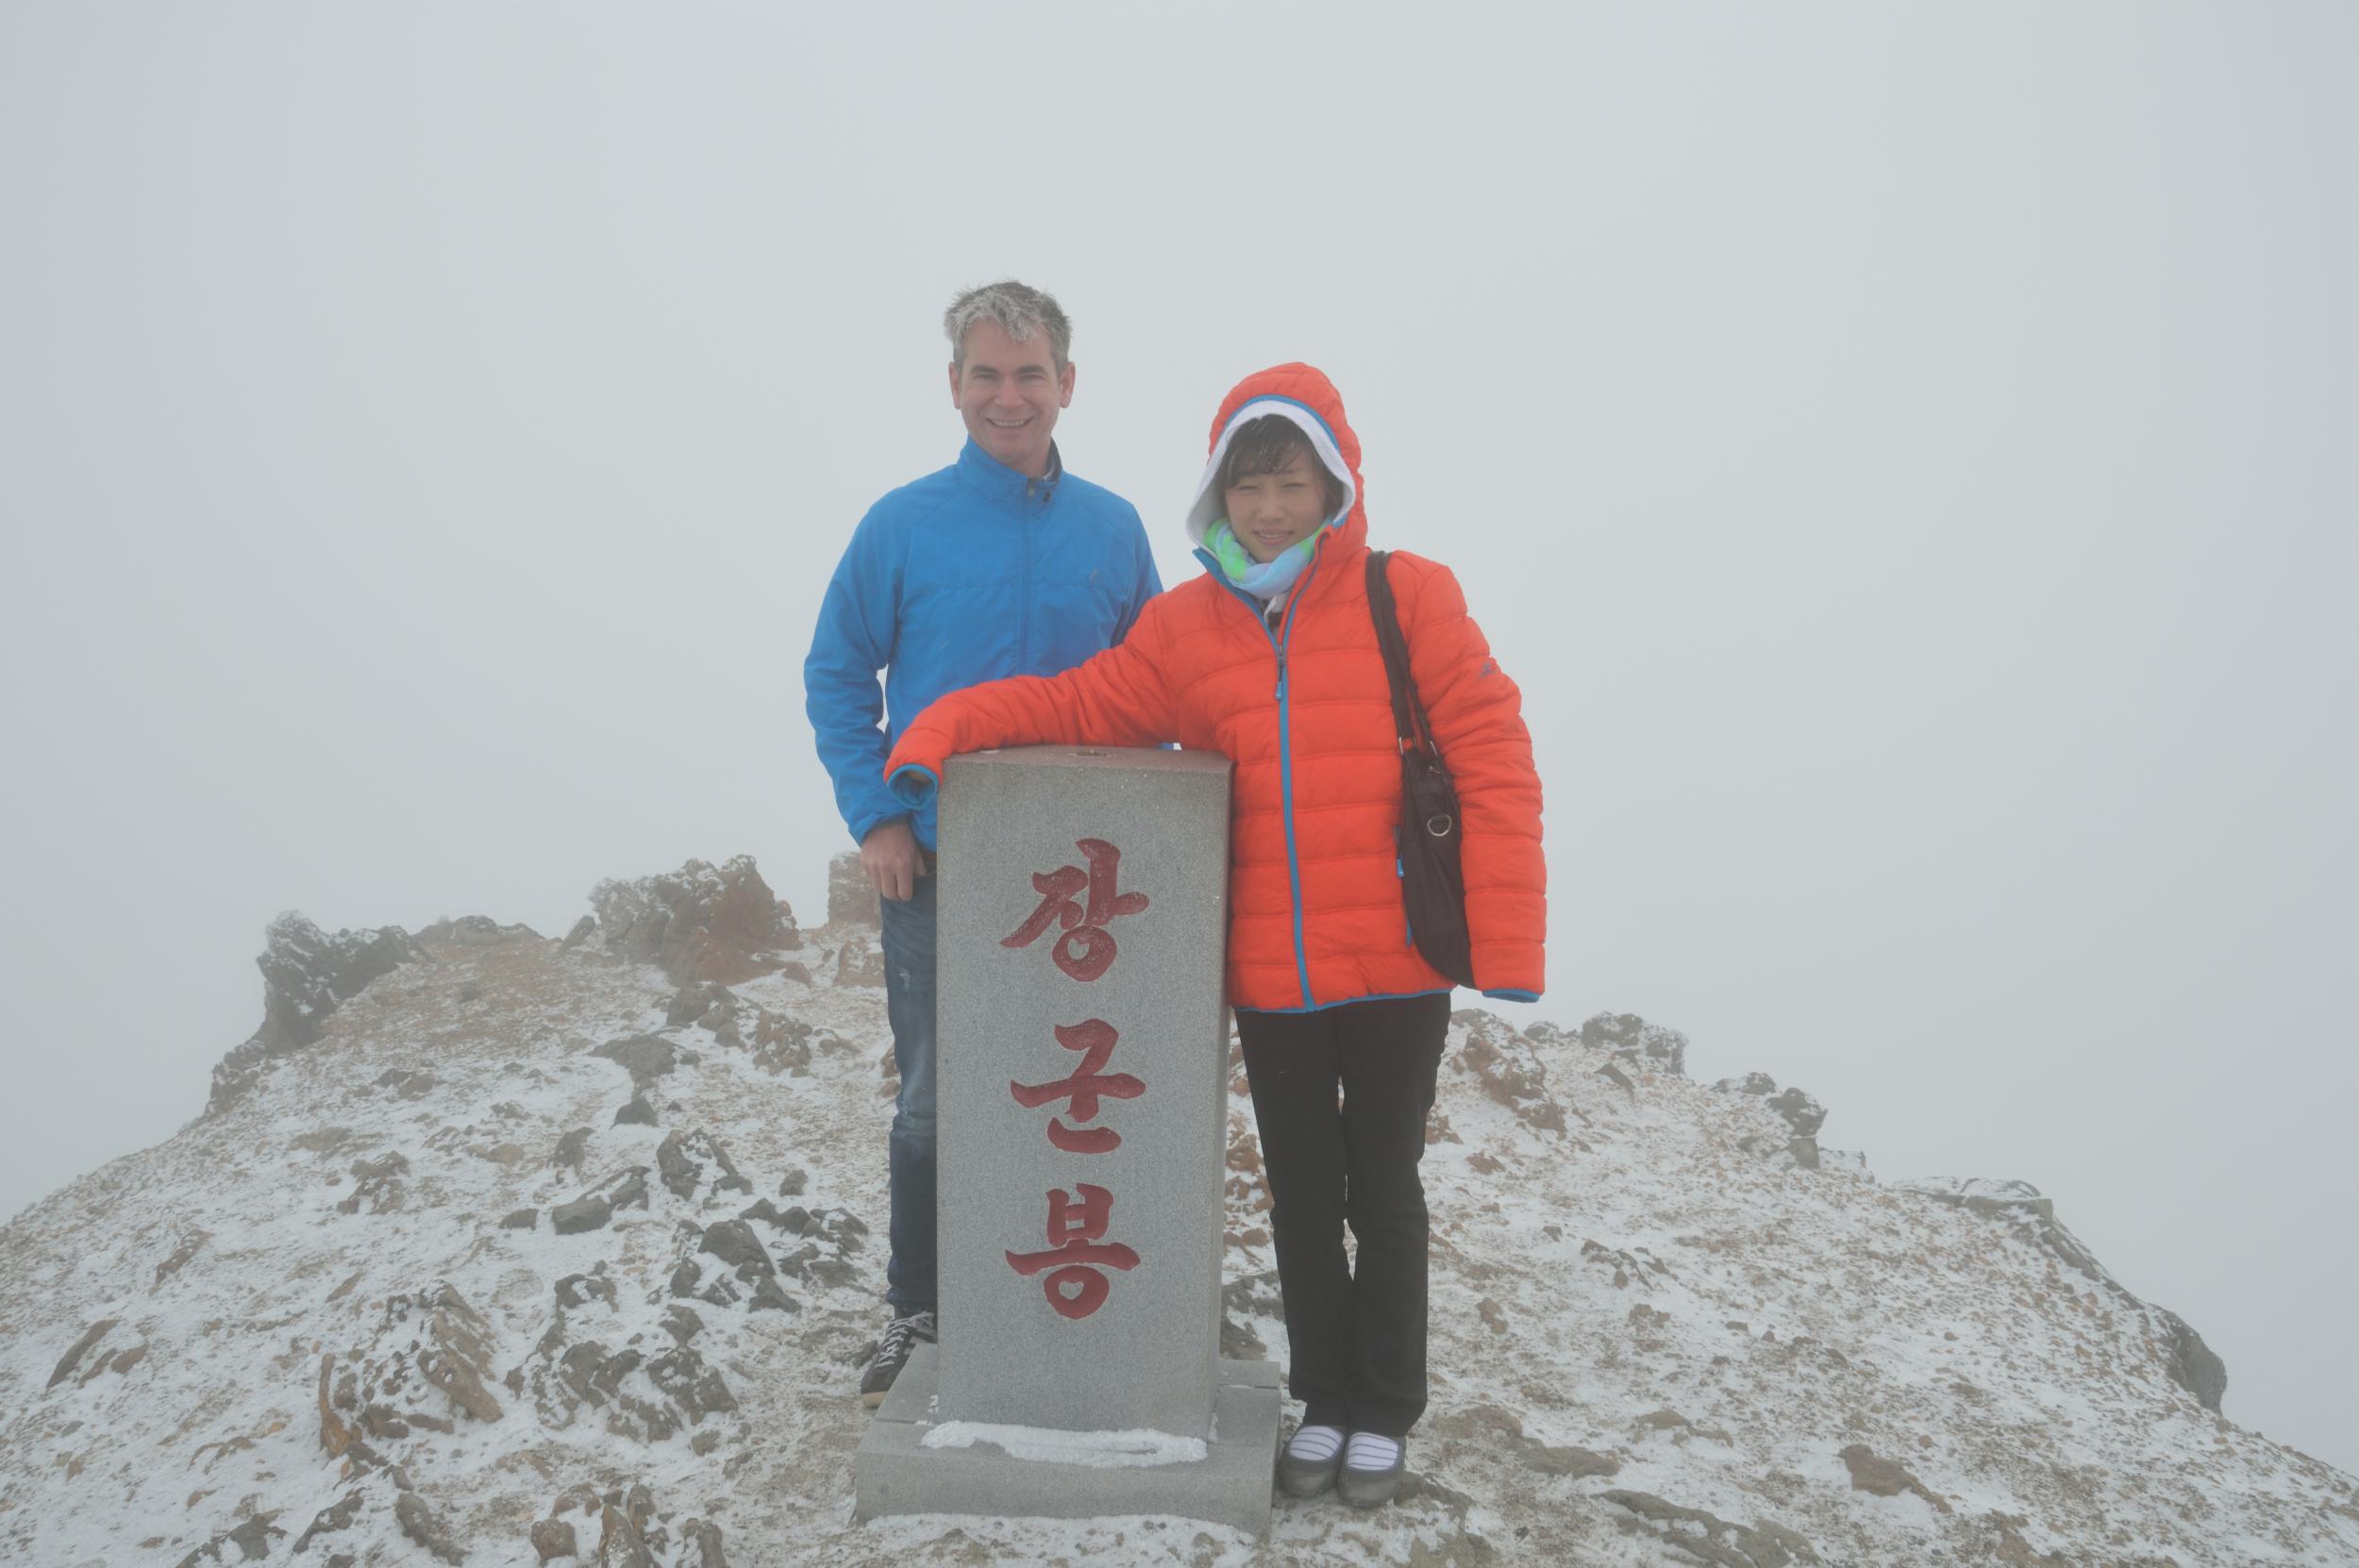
[1197,540,1328,1009]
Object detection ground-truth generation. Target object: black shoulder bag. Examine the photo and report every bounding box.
[1365,551,1476,988]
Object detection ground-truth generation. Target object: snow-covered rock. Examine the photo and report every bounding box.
[4,855,2353,1567]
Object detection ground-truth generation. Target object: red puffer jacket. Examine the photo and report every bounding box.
[884,363,1545,1012]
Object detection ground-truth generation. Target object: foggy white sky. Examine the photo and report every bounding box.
[3,3,2352,1473]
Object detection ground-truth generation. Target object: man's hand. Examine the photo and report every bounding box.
[862,818,926,903]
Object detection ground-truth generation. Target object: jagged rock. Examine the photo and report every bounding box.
[1840,1443,1951,1512]
[677,1518,729,1568]
[778,1167,808,1197]
[556,1272,616,1310]
[1766,1086,1826,1138]
[174,1510,287,1567]
[395,1489,467,1563]
[645,1345,737,1422]
[291,1492,363,1553]
[151,1229,209,1293]
[1605,1489,1818,1566]
[700,1220,774,1277]
[698,992,813,1076]
[593,1034,678,1090]
[554,1127,592,1170]
[666,981,724,1026]
[2160,1307,2229,1411]
[46,1317,119,1389]
[658,1128,753,1202]
[1897,1176,2053,1223]
[612,1094,658,1127]
[530,1516,577,1561]
[828,849,880,928]
[1719,1073,1825,1165]
[394,1285,505,1423]
[1580,1010,1689,1076]
[749,1276,801,1313]
[1717,1072,1826,1140]
[831,927,888,989]
[610,1168,650,1209]
[500,1208,538,1230]
[586,856,800,986]
[207,913,424,1115]
[371,1067,439,1100]
[668,1259,701,1297]
[661,1304,704,1346]
[1527,1443,1621,1477]
[1451,1010,1570,1133]
[561,914,597,949]
[597,1500,656,1568]
[416,914,540,948]
[335,1151,411,1215]
[552,1195,612,1235]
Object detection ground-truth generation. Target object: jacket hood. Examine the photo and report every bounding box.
[1183,363,1367,559]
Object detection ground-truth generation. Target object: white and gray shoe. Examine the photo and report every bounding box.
[1337,1431,1407,1507]
[1276,1423,1346,1498]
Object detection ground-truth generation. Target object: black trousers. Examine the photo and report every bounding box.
[1237,992,1452,1439]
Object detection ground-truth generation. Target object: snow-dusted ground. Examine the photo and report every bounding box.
[5,899,2355,1567]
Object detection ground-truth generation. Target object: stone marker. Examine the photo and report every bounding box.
[855,746,1280,1534]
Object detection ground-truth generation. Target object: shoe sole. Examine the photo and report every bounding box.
[1276,1463,1339,1499]
[1338,1469,1405,1508]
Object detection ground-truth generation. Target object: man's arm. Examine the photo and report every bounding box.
[1113,507,1164,642]
[804,512,922,896]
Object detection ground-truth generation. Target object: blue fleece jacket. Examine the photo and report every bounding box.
[805,439,1162,850]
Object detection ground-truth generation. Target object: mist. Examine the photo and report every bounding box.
[3,4,2351,1473]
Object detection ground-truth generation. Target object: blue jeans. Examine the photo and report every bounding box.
[878,872,939,1317]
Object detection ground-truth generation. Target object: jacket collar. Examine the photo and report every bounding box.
[955,437,1062,504]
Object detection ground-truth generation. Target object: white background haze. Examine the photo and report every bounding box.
[3,3,2353,1474]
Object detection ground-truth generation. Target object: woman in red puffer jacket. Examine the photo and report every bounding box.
[883,362,1545,1507]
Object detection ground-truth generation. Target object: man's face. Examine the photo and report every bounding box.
[949,319,1075,477]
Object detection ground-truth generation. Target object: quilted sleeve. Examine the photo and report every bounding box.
[882,598,1181,807]
[1392,555,1546,997]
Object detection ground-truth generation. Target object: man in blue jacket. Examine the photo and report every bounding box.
[805,280,1162,1404]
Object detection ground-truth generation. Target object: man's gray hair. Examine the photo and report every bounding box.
[944,279,1073,372]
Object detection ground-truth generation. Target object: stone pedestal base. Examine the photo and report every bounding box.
[853,1346,1282,1535]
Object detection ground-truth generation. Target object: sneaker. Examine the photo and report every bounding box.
[859,1309,936,1407]
[1337,1431,1407,1508]
[1276,1423,1346,1498]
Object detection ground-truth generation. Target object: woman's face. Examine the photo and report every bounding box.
[1224,450,1330,563]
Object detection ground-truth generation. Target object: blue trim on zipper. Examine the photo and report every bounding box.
[1195,542,1320,1009]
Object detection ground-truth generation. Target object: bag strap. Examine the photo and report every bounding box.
[1364,551,1440,759]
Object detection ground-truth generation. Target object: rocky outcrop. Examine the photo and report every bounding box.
[1714,1070,1828,1168]
[1450,1009,1574,1135]
[206,913,423,1115]
[1895,1176,2230,1412]
[830,927,887,989]
[826,849,880,929]
[670,985,813,1076]
[584,856,799,986]
[414,914,540,948]
[1572,1009,1691,1076]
